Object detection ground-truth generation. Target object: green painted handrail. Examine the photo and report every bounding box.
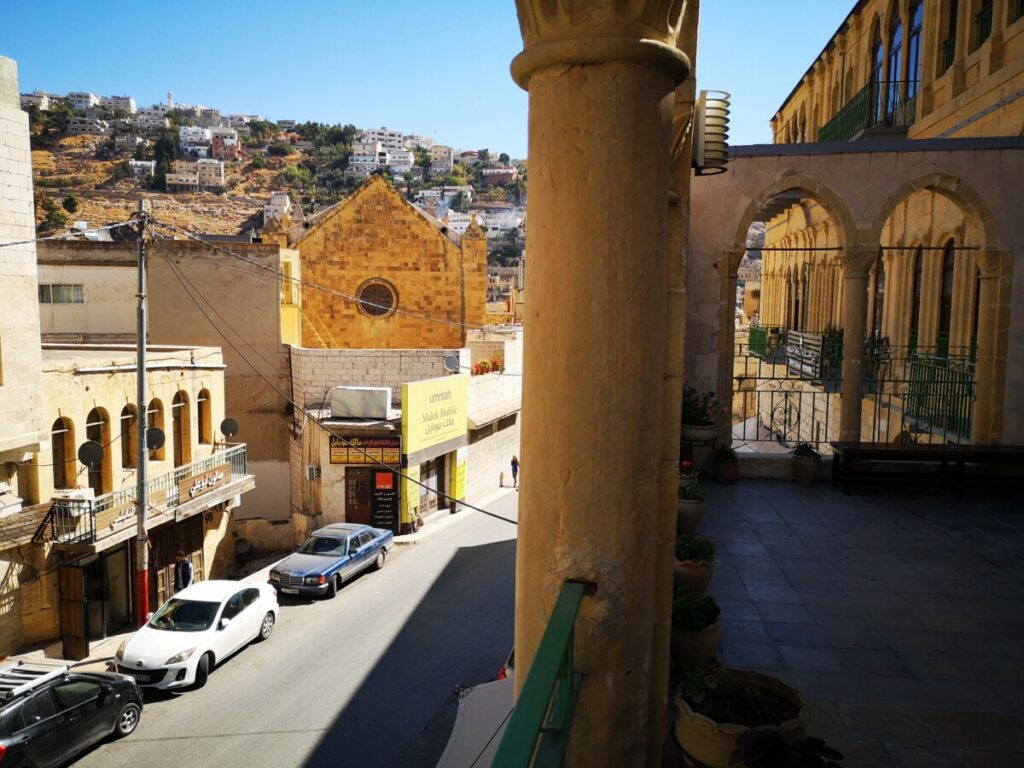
[492,580,587,768]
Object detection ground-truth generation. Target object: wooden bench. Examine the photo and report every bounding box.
[830,441,1024,497]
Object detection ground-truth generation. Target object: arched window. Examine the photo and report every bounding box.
[871,251,886,338]
[907,2,924,97]
[51,417,75,490]
[172,391,192,468]
[147,399,165,461]
[940,0,959,74]
[120,405,138,469]
[910,246,923,348]
[887,10,904,119]
[974,0,994,50]
[871,28,885,123]
[86,407,111,495]
[938,239,956,354]
[197,389,213,445]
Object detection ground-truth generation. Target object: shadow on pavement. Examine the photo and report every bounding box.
[301,537,515,768]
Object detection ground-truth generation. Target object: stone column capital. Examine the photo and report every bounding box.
[839,246,877,278]
[512,0,692,88]
[977,249,1011,279]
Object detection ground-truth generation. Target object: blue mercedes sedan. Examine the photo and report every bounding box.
[269,523,395,598]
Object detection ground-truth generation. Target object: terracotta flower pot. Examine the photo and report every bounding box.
[674,671,807,768]
[791,454,820,486]
[676,499,705,535]
[673,559,713,597]
[670,623,720,665]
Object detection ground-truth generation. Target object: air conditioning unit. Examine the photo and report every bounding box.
[51,488,95,516]
[331,386,392,419]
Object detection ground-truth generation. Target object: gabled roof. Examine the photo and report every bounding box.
[288,175,460,248]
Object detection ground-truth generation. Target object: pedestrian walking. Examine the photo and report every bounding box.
[510,455,519,489]
[173,550,194,593]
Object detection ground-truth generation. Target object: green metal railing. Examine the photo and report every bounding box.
[975,5,993,49]
[905,354,976,440]
[748,325,768,357]
[941,36,957,73]
[493,581,587,768]
[819,80,918,142]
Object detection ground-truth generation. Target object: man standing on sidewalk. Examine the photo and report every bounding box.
[173,550,194,593]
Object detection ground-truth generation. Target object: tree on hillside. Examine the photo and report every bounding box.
[248,120,277,140]
[38,197,67,232]
[268,141,292,157]
[62,194,80,213]
[477,148,490,163]
[413,145,432,178]
[498,152,510,166]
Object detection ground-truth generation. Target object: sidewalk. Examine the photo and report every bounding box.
[10,486,517,670]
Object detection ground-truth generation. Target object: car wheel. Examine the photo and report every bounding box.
[374,550,386,570]
[113,701,142,738]
[194,653,212,688]
[325,574,339,599]
[258,611,275,641]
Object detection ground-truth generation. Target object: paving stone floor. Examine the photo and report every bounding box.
[700,478,1023,767]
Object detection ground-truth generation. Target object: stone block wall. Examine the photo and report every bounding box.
[467,417,520,500]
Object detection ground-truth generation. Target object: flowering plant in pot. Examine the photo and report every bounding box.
[677,482,705,535]
[670,591,720,664]
[681,385,720,440]
[674,659,808,768]
[674,534,714,597]
[791,443,821,486]
[679,458,699,485]
[714,446,740,485]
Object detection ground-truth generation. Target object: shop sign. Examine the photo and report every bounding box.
[370,470,399,532]
[402,374,469,456]
[94,490,168,540]
[178,463,231,503]
[329,435,401,465]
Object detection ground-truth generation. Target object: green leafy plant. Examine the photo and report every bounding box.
[792,442,820,458]
[675,534,713,563]
[672,592,720,632]
[678,659,801,729]
[732,730,843,768]
[681,384,720,425]
[677,482,705,501]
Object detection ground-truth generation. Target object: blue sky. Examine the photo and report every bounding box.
[1,1,851,158]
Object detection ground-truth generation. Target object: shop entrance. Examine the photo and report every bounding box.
[345,468,373,525]
[58,544,132,661]
[419,454,448,515]
[148,515,205,608]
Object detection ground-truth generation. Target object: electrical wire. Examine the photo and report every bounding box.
[0,220,137,248]
[159,250,517,527]
[151,217,518,335]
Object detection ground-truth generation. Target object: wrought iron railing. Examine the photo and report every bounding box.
[941,36,957,73]
[785,330,843,383]
[905,353,976,441]
[493,581,586,768]
[748,325,768,357]
[818,80,919,142]
[45,445,247,545]
[975,5,993,49]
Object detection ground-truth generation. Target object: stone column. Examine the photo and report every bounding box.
[716,251,745,444]
[971,250,1011,443]
[511,4,691,765]
[839,247,876,441]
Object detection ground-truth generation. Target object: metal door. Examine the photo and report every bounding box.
[58,564,88,661]
[345,468,372,525]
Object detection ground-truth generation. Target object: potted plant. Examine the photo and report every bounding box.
[677,482,705,534]
[681,384,720,441]
[731,729,844,768]
[714,446,740,485]
[674,659,808,768]
[791,443,821,486]
[679,458,699,485]
[670,591,720,664]
[674,534,714,597]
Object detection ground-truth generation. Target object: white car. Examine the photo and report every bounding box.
[114,580,278,690]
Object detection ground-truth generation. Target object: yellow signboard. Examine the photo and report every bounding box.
[402,374,469,456]
[329,435,401,465]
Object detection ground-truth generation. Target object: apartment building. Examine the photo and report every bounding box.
[19,91,51,110]
[99,95,136,114]
[429,144,454,174]
[210,126,241,160]
[165,158,225,192]
[480,166,519,186]
[67,116,109,135]
[360,127,405,153]
[128,159,156,177]
[349,140,389,177]
[67,91,99,111]
[403,133,434,149]
[388,148,415,176]
[264,191,293,223]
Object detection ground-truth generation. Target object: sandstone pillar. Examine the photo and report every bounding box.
[971,250,1012,443]
[511,3,691,765]
[839,247,876,441]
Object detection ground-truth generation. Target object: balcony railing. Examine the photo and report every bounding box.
[785,330,843,383]
[941,36,957,73]
[493,581,587,768]
[818,80,919,143]
[975,5,993,49]
[905,354,976,441]
[44,445,248,546]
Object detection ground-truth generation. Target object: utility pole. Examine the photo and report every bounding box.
[134,199,150,625]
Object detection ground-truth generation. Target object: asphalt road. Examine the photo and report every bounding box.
[74,490,519,768]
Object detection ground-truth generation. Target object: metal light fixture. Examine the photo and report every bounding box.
[693,89,731,176]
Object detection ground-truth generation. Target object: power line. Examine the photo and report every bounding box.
[150,217,517,335]
[0,220,137,248]
[159,250,517,527]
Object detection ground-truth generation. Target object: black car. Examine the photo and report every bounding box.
[0,662,143,767]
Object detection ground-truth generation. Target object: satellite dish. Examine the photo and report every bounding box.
[443,352,460,373]
[220,417,240,438]
[77,440,104,469]
[146,428,165,451]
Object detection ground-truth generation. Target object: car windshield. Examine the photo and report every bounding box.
[298,536,347,556]
[147,598,221,632]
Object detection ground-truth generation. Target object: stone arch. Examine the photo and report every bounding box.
[871,173,999,250]
[732,175,856,253]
